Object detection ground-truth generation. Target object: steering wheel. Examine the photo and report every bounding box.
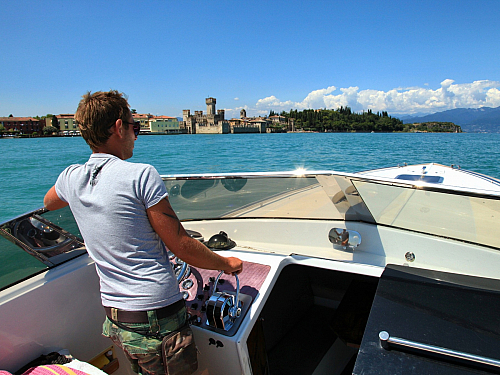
[175,261,189,283]
[169,229,203,283]
[168,252,190,283]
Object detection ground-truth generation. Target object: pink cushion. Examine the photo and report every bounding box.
[22,365,89,375]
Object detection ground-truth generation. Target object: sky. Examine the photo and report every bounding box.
[1,0,500,119]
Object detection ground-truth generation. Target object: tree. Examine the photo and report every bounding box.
[52,115,59,129]
[276,107,407,132]
[43,125,58,135]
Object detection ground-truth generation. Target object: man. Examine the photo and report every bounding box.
[44,90,243,375]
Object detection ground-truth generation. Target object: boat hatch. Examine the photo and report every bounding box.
[354,265,500,374]
[395,174,444,183]
[0,206,85,290]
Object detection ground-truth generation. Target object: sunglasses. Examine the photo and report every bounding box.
[123,121,141,137]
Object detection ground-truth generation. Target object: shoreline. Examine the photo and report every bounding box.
[0,130,472,139]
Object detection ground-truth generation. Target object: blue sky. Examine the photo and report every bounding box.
[1,0,499,119]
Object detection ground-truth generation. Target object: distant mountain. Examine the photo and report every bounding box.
[401,106,500,133]
[398,112,432,120]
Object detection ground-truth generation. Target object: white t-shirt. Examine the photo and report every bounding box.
[55,153,181,310]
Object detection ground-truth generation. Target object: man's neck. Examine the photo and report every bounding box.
[93,139,127,160]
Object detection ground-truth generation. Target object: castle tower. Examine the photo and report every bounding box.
[206,97,216,115]
[182,109,191,122]
[240,109,247,118]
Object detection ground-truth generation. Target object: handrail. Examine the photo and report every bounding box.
[379,331,500,372]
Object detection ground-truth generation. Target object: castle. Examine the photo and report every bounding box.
[181,98,294,134]
[182,98,230,134]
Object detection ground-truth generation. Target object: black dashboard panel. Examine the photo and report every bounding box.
[354,265,500,374]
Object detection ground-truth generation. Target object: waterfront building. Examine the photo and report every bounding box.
[149,116,181,133]
[228,118,244,128]
[250,118,268,133]
[269,115,296,132]
[0,117,44,135]
[230,117,268,133]
[133,114,181,134]
[132,114,150,133]
[57,114,79,135]
[181,98,230,134]
[229,109,270,133]
[269,115,287,124]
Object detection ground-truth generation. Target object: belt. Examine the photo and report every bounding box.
[104,299,185,324]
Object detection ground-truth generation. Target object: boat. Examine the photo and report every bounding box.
[1,165,500,375]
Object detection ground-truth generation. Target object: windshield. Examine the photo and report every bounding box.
[164,175,345,220]
[163,173,500,250]
[353,179,500,249]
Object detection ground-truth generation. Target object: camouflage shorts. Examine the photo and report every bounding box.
[102,305,187,375]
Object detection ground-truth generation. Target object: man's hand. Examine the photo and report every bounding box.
[223,257,243,275]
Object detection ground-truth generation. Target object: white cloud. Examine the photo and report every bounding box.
[486,88,500,104]
[235,79,500,117]
[302,86,337,108]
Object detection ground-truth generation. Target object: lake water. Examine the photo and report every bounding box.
[1,132,499,223]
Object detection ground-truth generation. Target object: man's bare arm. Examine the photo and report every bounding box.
[44,186,69,211]
[147,197,242,275]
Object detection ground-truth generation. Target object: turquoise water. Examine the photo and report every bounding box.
[1,132,499,223]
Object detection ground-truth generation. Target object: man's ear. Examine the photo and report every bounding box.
[114,119,124,138]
